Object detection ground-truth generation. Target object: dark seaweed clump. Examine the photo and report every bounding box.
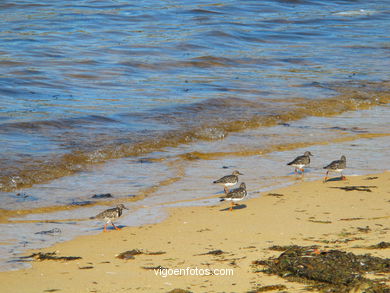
[369,242,390,249]
[247,284,287,292]
[22,252,81,261]
[253,246,390,292]
[116,249,166,260]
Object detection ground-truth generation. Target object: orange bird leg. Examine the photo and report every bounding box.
[324,171,329,182]
[229,202,233,212]
[103,224,107,232]
[224,186,229,194]
[111,222,121,231]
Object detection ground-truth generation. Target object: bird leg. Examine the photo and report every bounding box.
[229,202,233,212]
[111,222,121,231]
[323,171,329,182]
[294,168,298,175]
[224,186,229,194]
[341,172,347,180]
[103,224,107,232]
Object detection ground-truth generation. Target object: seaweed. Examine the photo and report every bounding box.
[167,289,193,293]
[196,249,225,256]
[142,265,167,270]
[247,284,287,292]
[253,246,390,292]
[23,252,81,262]
[330,186,377,192]
[267,193,284,197]
[34,228,61,235]
[116,249,142,260]
[79,266,94,269]
[91,193,113,199]
[268,245,318,252]
[369,242,390,249]
[116,249,166,260]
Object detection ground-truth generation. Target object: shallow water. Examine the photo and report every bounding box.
[0,0,390,271]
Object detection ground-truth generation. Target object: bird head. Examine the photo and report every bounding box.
[116,204,128,210]
[232,170,244,175]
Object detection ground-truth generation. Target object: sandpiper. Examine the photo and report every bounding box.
[92,204,128,232]
[323,155,347,181]
[213,170,243,193]
[287,151,313,175]
[219,182,247,211]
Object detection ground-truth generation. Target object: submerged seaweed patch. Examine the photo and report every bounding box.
[253,246,390,292]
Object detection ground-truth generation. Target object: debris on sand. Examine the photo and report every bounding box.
[196,249,225,256]
[116,249,143,260]
[364,176,378,180]
[116,249,166,260]
[369,242,390,249]
[142,265,167,270]
[266,193,284,197]
[268,245,319,252]
[22,252,81,262]
[247,284,287,292]
[167,289,193,293]
[253,246,390,292]
[330,186,377,192]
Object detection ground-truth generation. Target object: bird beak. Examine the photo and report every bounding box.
[239,172,244,175]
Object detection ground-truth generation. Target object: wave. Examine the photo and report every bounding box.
[0,81,389,192]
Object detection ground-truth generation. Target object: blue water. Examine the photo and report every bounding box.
[0,0,390,271]
[1,0,389,122]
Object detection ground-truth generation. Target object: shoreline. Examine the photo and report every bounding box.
[1,172,389,292]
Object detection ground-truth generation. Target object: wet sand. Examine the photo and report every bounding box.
[1,172,389,292]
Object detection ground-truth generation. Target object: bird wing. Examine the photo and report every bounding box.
[288,155,308,165]
[214,174,234,183]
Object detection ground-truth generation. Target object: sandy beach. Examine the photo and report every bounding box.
[1,172,389,293]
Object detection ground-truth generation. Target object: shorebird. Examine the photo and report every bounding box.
[287,151,313,175]
[219,182,247,211]
[92,204,128,232]
[323,155,347,181]
[213,170,243,193]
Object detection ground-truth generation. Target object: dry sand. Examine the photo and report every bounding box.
[1,172,389,292]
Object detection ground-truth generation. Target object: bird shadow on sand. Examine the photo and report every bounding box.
[219,204,247,212]
[91,225,126,232]
[323,177,347,183]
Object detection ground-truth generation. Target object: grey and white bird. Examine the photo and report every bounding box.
[92,204,128,232]
[213,170,243,193]
[287,151,313,175]
[219,182,247,211]
[323,155,347,181]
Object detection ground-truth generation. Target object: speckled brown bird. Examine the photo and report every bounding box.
[213,170,243,193]
[323,155,347,181]
[287,151,313,175]
[92,204,128,232]
[219,182,247,211]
